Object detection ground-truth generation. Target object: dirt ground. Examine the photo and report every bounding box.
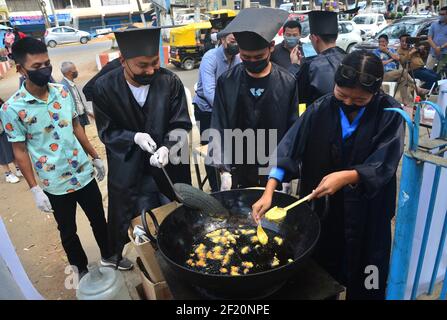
[0,50,143,299]
[0,42,442,300]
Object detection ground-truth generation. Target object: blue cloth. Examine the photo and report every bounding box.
[428,20,447,56]
[373,48,399,72]
[339,107,365,141]
[268,166,285,182]
[193,45,241,112]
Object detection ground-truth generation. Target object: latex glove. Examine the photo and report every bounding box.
[134,132,157,154]
[282,182,292,195]
[150,146,169,168]
[30,186,53,213]
[220,172,232,191]
[92,158,105,182]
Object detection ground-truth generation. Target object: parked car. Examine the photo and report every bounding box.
[299,20,363,53]
[352,13,388,39]
[352,16,437,51]
[44,26,91,48]
[174,13,209,25]
[367,1,387,14]
[279,2,310,12]
[273,18,363,54]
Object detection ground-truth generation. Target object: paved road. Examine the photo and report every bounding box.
[1,40,200,108]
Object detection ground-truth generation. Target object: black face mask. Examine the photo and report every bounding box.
[242,55,270,74]
[225,43,239,56]
[25,65,53,87]
[126,61,158,86]
[72,71,78,79]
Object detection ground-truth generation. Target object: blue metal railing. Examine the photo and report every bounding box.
[385,100,447,300]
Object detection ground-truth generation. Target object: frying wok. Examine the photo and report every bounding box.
[142,189,326,299]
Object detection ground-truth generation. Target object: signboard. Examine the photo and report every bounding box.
[10,14,71,26]
[96,27,113,35]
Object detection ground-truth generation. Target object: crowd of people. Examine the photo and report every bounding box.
[1,6,446,300]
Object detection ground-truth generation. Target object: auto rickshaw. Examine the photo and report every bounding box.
[169,10,237,70]
[169,21,211,70]
[207,9,237,19]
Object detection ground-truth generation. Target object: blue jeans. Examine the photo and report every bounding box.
[412,67,440,90]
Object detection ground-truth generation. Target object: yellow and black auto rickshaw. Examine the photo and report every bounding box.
[169,10,237,70]
[169,21,211,70]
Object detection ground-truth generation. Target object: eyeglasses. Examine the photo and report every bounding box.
[339,64,382,87]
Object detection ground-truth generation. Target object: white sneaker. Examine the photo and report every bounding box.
[5,173,20,184]
[15,169,23,177]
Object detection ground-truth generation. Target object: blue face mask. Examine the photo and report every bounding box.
[284,36,299,48]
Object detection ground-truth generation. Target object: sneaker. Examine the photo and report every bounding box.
[5,173,19,184]
[101,255,134,271]
[15,168,23,177]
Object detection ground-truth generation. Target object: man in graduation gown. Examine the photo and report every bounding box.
[291,11,345,106]
[92,27,192,262]
[209,8,299,190]
[253,52,405,299]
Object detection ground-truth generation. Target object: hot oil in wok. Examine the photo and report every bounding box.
[186,227,294,275]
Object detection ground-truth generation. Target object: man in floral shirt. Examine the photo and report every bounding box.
[0,38,133,277]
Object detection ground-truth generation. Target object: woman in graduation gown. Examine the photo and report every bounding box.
[252,50,405,300]
[93,28,192,261]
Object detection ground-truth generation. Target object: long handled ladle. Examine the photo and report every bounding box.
[264,193,313,223]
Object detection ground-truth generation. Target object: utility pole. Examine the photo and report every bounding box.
[48,0,59,27]
[37,0,51,29]
[136,0,147,27]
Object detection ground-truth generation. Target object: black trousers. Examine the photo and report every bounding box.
[194,106,219,192]
[45,179,111,273]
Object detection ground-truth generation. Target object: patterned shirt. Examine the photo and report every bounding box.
[0,82,94,195]
[373,47,399,73]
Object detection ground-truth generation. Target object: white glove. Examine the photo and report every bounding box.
[150,146,169,168]
[92,158,105,182]
[282,182,292,195]
[220,172,232,191]
[134,132,157,154]
[30,186,53,213]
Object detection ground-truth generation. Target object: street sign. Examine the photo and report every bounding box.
[10,14,71,26]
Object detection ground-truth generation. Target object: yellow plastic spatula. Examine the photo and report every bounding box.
[265,193,313,223]
[257,223,268,245]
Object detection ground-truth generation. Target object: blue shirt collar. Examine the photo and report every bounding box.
[339,107,366,141]
[20,81,58,104]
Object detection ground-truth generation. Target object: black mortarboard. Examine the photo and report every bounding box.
[211,15,235,31]
[210,18,224,30]
[114,27,161,59]
[221,8,288,51]
[308,11,338,35]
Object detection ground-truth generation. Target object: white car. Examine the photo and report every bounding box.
[174,13,209,25]
[364,1,387,14]
[44,26,91,48]
[336,21,364,53]
[273,21,363,56]
[352,13,388,39]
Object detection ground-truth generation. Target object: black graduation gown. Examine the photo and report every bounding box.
[83,58,122,102]
[296,47,345,106]
[92,67,192,256]
[276,93,405,299]
[210,63,299,187]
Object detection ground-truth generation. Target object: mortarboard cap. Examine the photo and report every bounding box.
[308,11,338,36]
[114,27,161,59]
[221,8,288,51]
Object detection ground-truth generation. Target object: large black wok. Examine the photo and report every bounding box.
[142,189,324,299]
